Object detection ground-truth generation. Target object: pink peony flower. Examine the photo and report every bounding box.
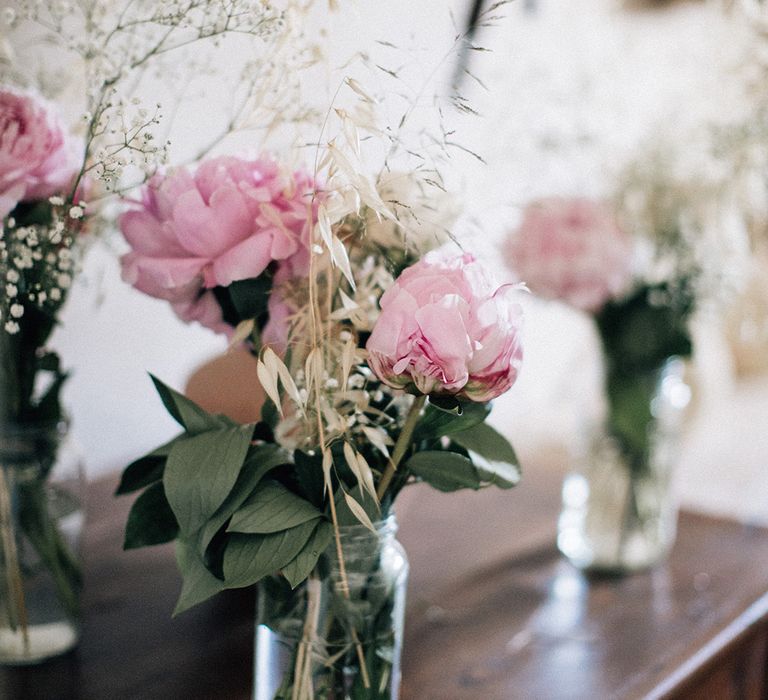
[119,155,318,330]
[0,86,80,217]
[506,198,634,313]
[366,248,524,402]
[171,291,231,336]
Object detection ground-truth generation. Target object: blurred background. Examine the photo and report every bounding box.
[15,0,765,522]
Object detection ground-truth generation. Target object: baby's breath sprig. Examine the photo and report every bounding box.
[2,0,308,201]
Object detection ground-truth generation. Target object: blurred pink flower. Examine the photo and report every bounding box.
[506,198,634,313]
[0,86,80,217]
[171,292,231,336]
[366,248,524,402]
[119,155,317,330]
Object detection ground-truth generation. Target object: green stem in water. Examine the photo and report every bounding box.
[19,480,82,620]
[0,466,29,652]
[376,395,426,501]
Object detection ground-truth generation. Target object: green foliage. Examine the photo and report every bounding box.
[596,285,692,376]
[116,436,179,495]
[413,399,491,440]
[450,422,521,488]
[150,375,234,434]
[124,481,179,549]
[228,481,324,534]
[406,412,520,492]
[198,443,288,557]
[406,451,481,492]
[173,539,225,616]
[596,283,693,473]
[282,521,333,589]
[211,274,273,330]
[223,520,318,589]
[119,374,522,616]
[164,425,253,537]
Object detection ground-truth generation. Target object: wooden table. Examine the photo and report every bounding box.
[1,464,767,700]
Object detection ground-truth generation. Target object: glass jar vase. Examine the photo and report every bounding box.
[0,421,85,664]
[254,516,408,700]
[558,358,691,574]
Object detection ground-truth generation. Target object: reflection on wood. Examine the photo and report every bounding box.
[1,466,767,699]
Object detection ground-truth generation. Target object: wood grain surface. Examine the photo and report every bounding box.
[1,462,767,700]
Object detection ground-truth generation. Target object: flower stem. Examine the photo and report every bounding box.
[0,466,29,653]
[376,395,426,501]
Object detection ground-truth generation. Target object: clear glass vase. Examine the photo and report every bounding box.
[254,516,408,700]
[558,358,691,574]
[0,422,85,664]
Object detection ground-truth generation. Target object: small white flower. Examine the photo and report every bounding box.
[68,206,84,219]
[6,270,18,283]
[57,273,72,289]
[48,196,64,206]
[50,288,62,301]
[37,291,47,304]
[6,218,15,228]
[10,303,24,318]
[5,283,17,297]
[4,320,19,334]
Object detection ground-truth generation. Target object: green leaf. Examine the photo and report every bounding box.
[414,400,491,440]
[222,520,317,589]
[450,422,521,489]
[198,444,290,555]
[293,449,326,508]
[173,539,224,616]
[124,481,179,549]
[116,436,182,496]
[33,370,68,423]
[150,375,234,435]
[164,425,253,537]
[228,275,272,321]
[228,481,323,534]
[427,394,462,414]
[406,451,481,492]
[282,521,333,589]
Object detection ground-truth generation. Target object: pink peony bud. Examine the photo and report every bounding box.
[505,198,634,313]
[366,248,524,402]
[0,86,80,217]
[119,155,318,331]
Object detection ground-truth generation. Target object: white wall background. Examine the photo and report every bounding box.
[30,0,767,520]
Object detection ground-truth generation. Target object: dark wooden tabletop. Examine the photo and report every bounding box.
[2,461,768,700]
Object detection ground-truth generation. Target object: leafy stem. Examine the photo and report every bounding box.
[376,394,426,501]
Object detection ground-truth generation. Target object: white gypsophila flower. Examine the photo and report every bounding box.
[4,320,19,334]
[5,283,17,297]
[6,269,19,283]
[68,206,84,219]
[9,304,23,318]
[49,288,62,301]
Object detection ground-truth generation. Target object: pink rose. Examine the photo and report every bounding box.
[506,198,634,313]
[119,155,318,329]
[366,248,524,402]
[0,86,80,217]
